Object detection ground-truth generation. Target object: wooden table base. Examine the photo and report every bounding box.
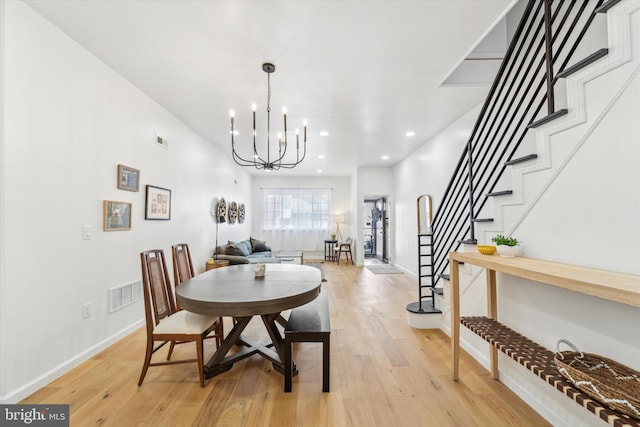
[204,314,297,379]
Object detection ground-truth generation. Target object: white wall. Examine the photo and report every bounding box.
[0,1,252,402]
[392,106,480,274]
[250,175,351,251]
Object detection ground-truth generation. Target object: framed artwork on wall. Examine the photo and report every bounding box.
[145,185,172,220]
[103,200,132,231]
[117,164,140,192]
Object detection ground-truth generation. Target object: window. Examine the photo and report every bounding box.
[262,188,331,231]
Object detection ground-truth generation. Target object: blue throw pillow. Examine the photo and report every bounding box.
[239,239,253,254]
[226,240,251,256]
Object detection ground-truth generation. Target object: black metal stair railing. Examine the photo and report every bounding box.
[430,0,606,287]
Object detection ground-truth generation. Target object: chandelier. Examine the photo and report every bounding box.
[230,63,307,170]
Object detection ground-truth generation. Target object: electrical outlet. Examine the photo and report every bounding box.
[81,302,91,319]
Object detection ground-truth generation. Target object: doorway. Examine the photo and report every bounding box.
[363,197,388,264]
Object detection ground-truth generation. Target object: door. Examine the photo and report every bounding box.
[374,197,388,263]
[363,200,376,257]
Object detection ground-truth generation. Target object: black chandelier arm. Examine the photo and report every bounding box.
[231,143,264,167]
[232,130,283,167]
[273,141,308,168]
[232,134,307,170]
[231,122,269,167]
[232,142,282,171]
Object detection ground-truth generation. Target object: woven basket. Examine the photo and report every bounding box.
[554,339,640,420]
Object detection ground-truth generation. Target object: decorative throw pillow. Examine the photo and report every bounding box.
[239,239,253,254]
[250,237,270,252]
[225,240,251,256]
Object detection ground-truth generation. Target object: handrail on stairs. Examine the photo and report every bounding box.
[429,0,605,288]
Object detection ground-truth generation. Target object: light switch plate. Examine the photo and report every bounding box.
[82,225,92,240]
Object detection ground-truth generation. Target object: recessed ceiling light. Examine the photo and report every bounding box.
[382,155,390,160]
[320,131,329,137]
[318,155,325,160]
[317,169,323,173]
[405,131,415,137]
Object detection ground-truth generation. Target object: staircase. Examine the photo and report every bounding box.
[428,0,620,298]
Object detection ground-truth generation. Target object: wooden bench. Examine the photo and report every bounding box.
[461,317,640,427]
[284,290,331,392]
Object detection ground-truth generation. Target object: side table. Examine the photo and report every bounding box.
[324,240,338,261]
[206,259,230,271]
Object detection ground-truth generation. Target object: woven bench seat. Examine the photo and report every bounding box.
[461,316,640,427]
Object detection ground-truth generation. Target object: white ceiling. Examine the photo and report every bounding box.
[25,0,514,176]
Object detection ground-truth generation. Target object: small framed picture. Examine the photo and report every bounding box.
[117,164,140,192]
[103,200,132,231]
[145,185,172,220]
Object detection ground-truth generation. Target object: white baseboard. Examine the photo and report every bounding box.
[407,311,442,329]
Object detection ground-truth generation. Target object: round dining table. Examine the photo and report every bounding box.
[176,263,321,378]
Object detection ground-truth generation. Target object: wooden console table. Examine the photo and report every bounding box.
[449,251,640,427]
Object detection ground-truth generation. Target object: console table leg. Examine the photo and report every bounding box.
[486,269,499,379]
[451,259,460,381]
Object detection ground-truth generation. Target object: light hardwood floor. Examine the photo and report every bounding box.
[22,262,550,426]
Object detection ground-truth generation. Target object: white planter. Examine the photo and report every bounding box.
[497,245,522,257]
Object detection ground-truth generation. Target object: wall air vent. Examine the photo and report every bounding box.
[109,280,142,313]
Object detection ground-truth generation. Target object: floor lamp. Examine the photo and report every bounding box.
[333,214,345,242]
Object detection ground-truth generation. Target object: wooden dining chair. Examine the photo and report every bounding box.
[138,249,222,387]
[171,243,224,355]
[172,243,195,286]
[334,237,354,265]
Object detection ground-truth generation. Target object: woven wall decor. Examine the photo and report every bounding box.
[228,201,238,224]
[238,203,245,224]
[217,198,227,222]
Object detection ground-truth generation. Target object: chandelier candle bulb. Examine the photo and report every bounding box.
[252,104,256,129]
[229,110,235,133]
[283,106,287,132]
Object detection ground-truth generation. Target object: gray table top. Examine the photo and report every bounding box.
[176,263,322,317]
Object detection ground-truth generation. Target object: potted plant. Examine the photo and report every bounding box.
[491,234,522,257]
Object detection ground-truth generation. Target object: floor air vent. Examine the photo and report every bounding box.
[109,280,142,313]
